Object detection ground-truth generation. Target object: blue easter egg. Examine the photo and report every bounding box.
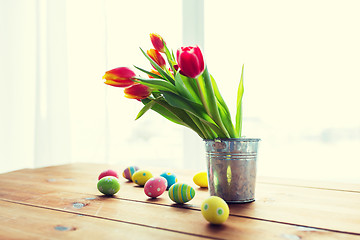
[160,172,178,190]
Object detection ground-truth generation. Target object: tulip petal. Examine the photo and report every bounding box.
[147,49,166,69]
[105,67,136,80]
[140,48,175,85]
[124,84,152,100]
[176,46,205,78]
[150,33,165,53]
[178,51,201,78]
[103,67,136,88]
[104,79,133,88]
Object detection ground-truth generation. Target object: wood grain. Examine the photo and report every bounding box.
[1,163,360,240]
[1,164,359,234]
[258,176,360,193]
[1,192,357,240]
[0,200,205,240]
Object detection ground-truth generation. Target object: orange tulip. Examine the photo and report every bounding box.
[103,67,136,88]
[147,49,166,69]
[148,69,161,78]
[124,84,152,100]
[150,33,165,53]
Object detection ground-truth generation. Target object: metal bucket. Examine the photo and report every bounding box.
[204,138,260,203]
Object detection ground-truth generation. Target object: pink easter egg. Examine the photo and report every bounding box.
[144,177,168,198]
[98,169,119,180]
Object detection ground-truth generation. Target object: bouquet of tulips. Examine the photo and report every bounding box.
[103,33,244,140]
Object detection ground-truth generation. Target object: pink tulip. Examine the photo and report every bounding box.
[103,67,136,88]
[176,46,205,78]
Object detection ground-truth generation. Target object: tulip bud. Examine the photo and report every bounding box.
[148,69,161,79]
[150,33,166,53]
[147,49,166,69]
[124,84,152,100]
[103,67,136,88]
[176,46,205,78]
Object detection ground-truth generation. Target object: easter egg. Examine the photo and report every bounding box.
[97,176,120,195]
[132,170,153,186]
[160,172,178,190]
[201,196,229,224]
[168,183,195,204]
[193,171,208,188]
[98,169,119,180]
[144,177,168,198]
[122,166,139,181]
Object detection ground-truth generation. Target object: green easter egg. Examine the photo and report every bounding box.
[97,176,120,195]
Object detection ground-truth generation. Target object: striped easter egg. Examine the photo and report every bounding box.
[168,183,195,204]
[122,166,139,181]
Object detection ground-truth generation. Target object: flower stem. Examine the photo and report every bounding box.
[200,67,230,138]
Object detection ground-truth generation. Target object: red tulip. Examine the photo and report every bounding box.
[103,67,136,88]
[147,49,166,69]
[150,33,165,53]
[124,84,152,100]
[176,46,205,78]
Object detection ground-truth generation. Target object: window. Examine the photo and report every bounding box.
[204,0,360,181]
[1,0,359,182]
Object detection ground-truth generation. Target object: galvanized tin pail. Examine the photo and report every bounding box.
[204,138,260,203]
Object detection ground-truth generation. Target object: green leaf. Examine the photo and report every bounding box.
[164,44,176,73]
[198,67,230,138]
[210,75,237,138]
[218,103,237,138]
[161,91,227,138]
[174,73,202,104]
[235,64,245,137]
[140,48,175,85]
[135,100,156,120]
[134,65,165,80]
[145,98,206,138]
[141,98,183,125]
[135,77,178,93]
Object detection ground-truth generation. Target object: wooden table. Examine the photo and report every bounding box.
[0,163,359,239]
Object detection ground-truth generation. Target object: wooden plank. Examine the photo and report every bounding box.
[24,163,360,192]
[258,176,360,193]
[1,165,360,234]
[1,191,358,240]
[0,200,207,240]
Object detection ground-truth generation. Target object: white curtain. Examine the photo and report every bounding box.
[0,0,187,173]
[1,0,38,172]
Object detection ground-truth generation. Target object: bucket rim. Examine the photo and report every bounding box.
[203,138,261,142]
